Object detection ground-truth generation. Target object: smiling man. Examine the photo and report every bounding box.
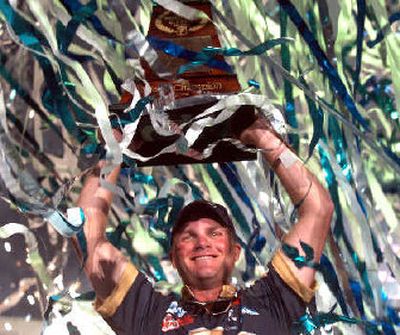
[77,117,333,334]
[170,201,241,301]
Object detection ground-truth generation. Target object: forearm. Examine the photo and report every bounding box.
[258,134,331,217]
[262,140,332,250]
[77,162,121,252]
[75,161,129,300]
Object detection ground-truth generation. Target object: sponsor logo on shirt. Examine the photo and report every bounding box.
[162,301,194,332]
[187,328,255,335]
[241,306,260,316]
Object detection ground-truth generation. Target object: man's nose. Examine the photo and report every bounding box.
[194,234,211,249]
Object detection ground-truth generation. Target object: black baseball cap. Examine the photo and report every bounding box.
[171,200,237,244]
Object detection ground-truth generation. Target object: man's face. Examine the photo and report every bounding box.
[170,218,241,290]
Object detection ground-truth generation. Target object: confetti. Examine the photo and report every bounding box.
[0,1,399,334]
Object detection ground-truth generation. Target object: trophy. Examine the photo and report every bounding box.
[109,1,257,166]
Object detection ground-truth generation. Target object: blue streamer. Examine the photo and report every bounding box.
[367,12,400,48]
[294,303,396,334]
[280,9,299,150]
[0,66,70,168]
[240,236,257,282]
[359,77,398,123]
[382,322,397,335]
[353,0,366,95]
[294,308,373,335]
[277,0,369,130]
[219,163,268,253]
[385,296,400,325]
[60,0,96,51]
[206,164,251,236]
[0,0,90,143]
[0,0,49,50]
[147,195,184,251]
[282,242,320,270]
[147,255,167,281]
[56,0,96,62]
[317,144,377,318]
[247,79,260,89]
[147,36,233,74]
[299,74,324,159]
[201,37,293,56]
[318,144,346,237]
[61,0,115,41]
[175,166,203,200]
[131,171,156,187]
[320,255,349,315]
[42,85,85,143]
[110,96,153,128]
[211,3,400,174]
[328,116,352,181]
[219,163,255,213]
[383,146,400,166]
[349,279,366,318]
[176,38,292,74]
[46,210,83,237]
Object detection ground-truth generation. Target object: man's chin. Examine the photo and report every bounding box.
[194,271,222,284]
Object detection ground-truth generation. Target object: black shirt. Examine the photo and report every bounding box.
[95,251,315,335]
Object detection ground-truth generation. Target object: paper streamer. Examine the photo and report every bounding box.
[0,1,399,334]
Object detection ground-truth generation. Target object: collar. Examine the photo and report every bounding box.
[181,284,237,303]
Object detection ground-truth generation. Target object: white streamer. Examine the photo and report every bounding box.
[154,0,210,21]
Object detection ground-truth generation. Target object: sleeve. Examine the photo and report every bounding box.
[94,262,170,335]
[271,249,317,304]
[244,250,317,332]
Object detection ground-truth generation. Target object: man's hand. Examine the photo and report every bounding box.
[97,127,124,145]
[239,116,286,164]
[239,117,275,146]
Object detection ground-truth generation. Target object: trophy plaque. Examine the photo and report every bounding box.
[110,1,257,166]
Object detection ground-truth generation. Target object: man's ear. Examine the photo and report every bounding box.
[233,243,241,262]
[169,249,176,268]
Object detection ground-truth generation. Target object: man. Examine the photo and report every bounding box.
[77,117,334,334]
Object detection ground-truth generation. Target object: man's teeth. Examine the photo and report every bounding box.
[195,256,213,260]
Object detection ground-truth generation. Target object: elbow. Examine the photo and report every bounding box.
[300,188,334,224]
[317,190,334,224]
[84,242,126,300]
[85,242,117,275]
[323,190,334,217]
[85,241,111,276]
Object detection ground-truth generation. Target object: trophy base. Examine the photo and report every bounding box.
[109,97,257,166]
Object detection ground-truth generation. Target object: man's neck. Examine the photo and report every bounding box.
[187,285,222,302]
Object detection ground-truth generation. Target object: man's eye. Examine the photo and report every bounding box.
[211,231,222,237]
[181,234,193,241]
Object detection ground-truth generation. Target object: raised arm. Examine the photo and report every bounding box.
[240,117,334,288]
[77,161,128,301]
